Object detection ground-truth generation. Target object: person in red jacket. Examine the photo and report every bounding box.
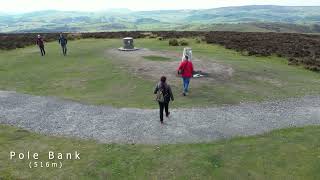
[36,34,46,56]
[177,55,194,96]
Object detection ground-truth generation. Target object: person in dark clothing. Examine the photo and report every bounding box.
[58,33,68,56]
[154,76,174,124]
[36,35,46,56]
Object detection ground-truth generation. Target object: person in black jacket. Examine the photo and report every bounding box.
[58,33,68,56]
[154,76,174,124]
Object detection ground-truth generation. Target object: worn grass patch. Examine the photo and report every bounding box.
[142,55,172,61]
[1,124,320,179]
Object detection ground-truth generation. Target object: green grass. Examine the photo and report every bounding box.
[142,55,172,61]
[1,38,320,108]
[0,39,155,108]
[1,124,320,179]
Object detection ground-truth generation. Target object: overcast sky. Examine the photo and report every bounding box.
[1,0,319,13]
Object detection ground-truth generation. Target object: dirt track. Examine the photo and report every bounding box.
[1,91,320,144]
[106,48,234,86]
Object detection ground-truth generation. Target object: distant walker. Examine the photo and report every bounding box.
[58,33,68,56]
[36,34,46,56]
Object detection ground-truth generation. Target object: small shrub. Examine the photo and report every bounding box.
[195,37,202,44]
[16,43,24,48]
[306,65,320,71]
[169,39,179,46]
[241,51,249,56]
[179,39,189,46]
[68,33,82,40]
[148,34,158,39]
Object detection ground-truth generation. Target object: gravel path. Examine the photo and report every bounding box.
[1,91,320,144]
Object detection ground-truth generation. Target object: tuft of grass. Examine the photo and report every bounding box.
[1,124,320,179]
[142,55,172,61]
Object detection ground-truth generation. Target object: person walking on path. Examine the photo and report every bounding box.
[58,33,68,56]
[177,55,194,96]
[36,35,46,56]
[154,76,174,124]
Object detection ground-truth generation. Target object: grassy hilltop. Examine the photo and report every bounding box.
[0,38,320,108]
[1,38,320,179]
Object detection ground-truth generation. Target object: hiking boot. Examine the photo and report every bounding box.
[183,92,186,96]
[166,112,170,117]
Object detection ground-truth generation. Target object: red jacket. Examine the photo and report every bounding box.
[177,60,194,78]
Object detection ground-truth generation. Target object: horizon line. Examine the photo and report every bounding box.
[2,4,320,14]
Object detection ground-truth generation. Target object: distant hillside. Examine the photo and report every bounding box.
[189,5,320,24]
[195,23,320,33]
[1,5,320,33]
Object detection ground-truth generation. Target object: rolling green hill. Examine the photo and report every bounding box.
[1,5,320,33]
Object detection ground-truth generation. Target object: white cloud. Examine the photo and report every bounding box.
[0,0,319,12]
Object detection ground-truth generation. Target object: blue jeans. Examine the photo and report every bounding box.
[182,77,190,93]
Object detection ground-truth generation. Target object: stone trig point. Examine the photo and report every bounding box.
[118,37,139,51]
